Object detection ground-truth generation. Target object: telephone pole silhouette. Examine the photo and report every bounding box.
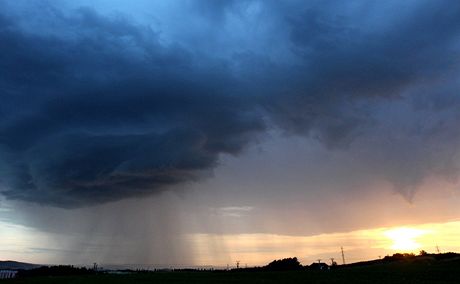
[236,260,240,269]
[341,247,346,265]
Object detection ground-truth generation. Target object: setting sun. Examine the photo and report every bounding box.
[384,227,428,251]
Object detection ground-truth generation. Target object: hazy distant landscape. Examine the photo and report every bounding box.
[2,253,459,283]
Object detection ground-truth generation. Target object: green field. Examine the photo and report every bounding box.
[3,257,460,284]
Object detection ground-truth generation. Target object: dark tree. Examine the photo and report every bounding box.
[265,257,303,271]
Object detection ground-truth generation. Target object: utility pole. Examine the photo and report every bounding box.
[236,260,240,269]
[317,259,321,264]
[436,244,441,254]
[341,247,346,265]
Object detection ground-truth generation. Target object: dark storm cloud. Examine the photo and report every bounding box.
[265,0,460,146]
[0,6,263,207]
[1,1,460,207]
[267,0,460,197]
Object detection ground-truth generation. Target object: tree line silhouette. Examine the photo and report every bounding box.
[11,251,460,278]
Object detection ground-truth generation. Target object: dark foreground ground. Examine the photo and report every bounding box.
[2,256,460,284]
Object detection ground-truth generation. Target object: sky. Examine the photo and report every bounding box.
[0,0,460,267]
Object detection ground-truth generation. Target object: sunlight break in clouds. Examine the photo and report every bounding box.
[188,221,460,267]
[384,227,428,251]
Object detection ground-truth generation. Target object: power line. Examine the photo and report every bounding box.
[341,247,346,265]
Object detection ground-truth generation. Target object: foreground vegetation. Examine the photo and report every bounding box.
[2,254,459,284]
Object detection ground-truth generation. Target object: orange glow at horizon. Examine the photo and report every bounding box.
[189,220,460,266]
[1,220,458,266]
[384,227,428,251]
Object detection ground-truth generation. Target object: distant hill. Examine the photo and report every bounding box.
[0,260,41,270]
[343,252,460,268]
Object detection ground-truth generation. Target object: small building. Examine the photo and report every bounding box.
[0,270,17,279]
[309,262,329,270]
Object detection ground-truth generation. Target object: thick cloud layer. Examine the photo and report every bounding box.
[1,1,460,207]
[0,5,264,207]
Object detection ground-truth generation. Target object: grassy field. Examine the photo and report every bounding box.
[2,257,460,284]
